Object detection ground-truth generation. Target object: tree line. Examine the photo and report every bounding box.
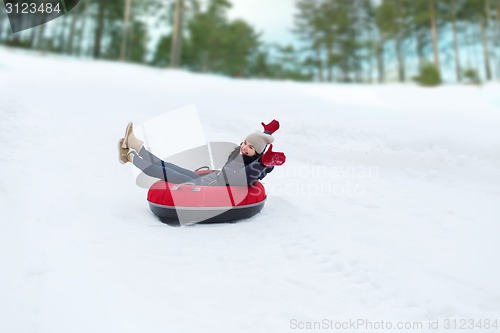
[0,0,499,83]
[295,0,500,83]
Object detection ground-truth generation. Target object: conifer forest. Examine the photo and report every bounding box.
[1,0,500,84]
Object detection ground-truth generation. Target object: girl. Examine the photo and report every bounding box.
[118,120,285,186]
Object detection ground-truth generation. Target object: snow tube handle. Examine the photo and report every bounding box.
[171,182,201,192]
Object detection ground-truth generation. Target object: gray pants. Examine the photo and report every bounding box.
[132,148,202,184]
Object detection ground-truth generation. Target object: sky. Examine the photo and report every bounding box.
[225,0,298,46]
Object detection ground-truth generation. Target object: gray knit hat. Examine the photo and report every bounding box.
[245,131,274,154]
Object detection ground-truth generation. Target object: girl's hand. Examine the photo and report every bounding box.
[261,144,286,166]
[261,119,280,134]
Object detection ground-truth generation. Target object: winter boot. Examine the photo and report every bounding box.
[122,122,144,151]
[118,138,129,164]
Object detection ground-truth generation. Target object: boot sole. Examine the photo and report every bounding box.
[118,139,128,164]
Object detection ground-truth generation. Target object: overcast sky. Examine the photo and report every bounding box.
[226,0,297,46]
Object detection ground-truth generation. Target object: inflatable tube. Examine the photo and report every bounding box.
[147,171,267,225]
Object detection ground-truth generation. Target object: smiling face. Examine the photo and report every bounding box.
[240,140,257,157]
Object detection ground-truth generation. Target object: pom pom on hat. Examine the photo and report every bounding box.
[245,131,274,154]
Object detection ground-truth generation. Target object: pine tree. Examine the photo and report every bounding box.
[293,0,324,81]
[377,0,405,81]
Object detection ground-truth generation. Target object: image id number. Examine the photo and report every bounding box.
[444,319,498,330]
[5,2,62,14]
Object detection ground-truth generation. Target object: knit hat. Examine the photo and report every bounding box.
[245,131,274,154]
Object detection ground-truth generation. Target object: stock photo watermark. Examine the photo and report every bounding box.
[268,162,380,198]
[3,0,79,33]
[289,318,499,331]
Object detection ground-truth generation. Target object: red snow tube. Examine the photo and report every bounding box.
[147,171,267,225]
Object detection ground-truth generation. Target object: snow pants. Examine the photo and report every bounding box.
[132,148,202,184]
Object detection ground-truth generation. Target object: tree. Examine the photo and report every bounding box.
[0,6,6,40]
[75,0,90,56]
[170,0,184,67]
[413,62,442,86]
[462,0,493,81]
[65,3,80,54]
[152,35,173,67]
[377,0,406,82]
[377,0,411,82]
[450,0,463,81]
[221,19,259,76]
[120,0,133,61]
[480,0,492,80]
[93,0,106,59]
[187,0,231,72]
[496,2,500,77]
[293,0,325,81]
[127,21,148,63]
[428,0,440,69]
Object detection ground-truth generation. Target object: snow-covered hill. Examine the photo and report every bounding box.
[1,47,500,333]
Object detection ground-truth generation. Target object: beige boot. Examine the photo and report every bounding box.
[122,122,144,151]
[118,138,129,164]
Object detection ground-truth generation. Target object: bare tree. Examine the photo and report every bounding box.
[170,0,184,68]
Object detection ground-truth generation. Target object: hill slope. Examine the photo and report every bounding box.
[1,47,500,333]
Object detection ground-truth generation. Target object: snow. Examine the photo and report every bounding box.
[1,46,500,333]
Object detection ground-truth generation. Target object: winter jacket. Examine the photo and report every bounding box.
[199,148,274,186]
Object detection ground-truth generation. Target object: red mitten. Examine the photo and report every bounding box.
[261,119,280,134]
[260,144,286,166]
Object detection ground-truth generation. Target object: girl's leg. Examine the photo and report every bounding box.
[138,146,163,165]
[131,152,200,184]
[138,147,199,177]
